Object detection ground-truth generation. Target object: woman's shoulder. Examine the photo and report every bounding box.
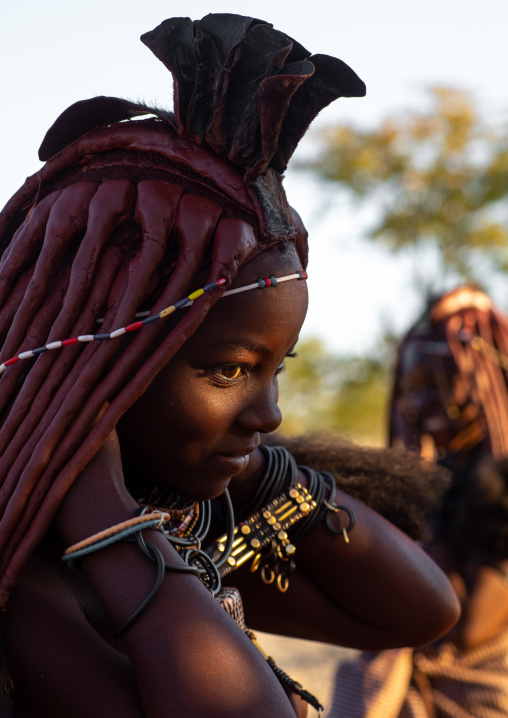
[1,548,144,717]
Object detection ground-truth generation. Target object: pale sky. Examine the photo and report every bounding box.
[2,0,508,353]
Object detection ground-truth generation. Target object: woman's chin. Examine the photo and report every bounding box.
[168,472,236,503]
[147,455,251,503]
[182,478,233,502]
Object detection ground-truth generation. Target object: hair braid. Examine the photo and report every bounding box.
[0,264,73,433]
[0,248,123,474]
[0,156,264,603]
[0,181,135,437]
[0,268,35,362]
[390,286,508,462]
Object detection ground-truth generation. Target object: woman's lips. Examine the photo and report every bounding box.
[213,447,257,474]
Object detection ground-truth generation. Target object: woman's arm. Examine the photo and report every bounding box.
[226,448,461,650]
[55,434,297,718]
[429,546,508,651]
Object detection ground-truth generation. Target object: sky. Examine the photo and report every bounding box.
[2,0,508,354]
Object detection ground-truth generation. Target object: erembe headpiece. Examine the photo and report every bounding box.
[0,13,364,604]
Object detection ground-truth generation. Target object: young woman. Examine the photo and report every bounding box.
[0,14,459,717]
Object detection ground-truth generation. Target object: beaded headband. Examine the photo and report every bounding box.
[129,271,307,320]
[0,271,307,375]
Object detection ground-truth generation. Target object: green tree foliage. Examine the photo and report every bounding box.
[283,87,508,443]
[305,87,508,280]
[278,337,391,446]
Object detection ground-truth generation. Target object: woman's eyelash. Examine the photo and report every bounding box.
[208,364,248,384]
[276,352,298,374]
[208,352,297,383]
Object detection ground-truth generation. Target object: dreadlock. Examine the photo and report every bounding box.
[390,285,508,462]
[0,13,365,605]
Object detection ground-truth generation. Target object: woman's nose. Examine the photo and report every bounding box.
[236,383,282,435]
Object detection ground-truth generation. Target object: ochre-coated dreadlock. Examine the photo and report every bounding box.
[0,14,365,604]
[390,285,508,463]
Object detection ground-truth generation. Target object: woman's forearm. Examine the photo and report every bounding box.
[228,448,460,648]
[295,487,460,647]
[77,537,295,717]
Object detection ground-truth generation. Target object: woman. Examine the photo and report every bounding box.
[330,285,508,717]
[389,284,508,463]
[0,14,459,717]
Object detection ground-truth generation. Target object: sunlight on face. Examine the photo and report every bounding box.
[117,244,308,500]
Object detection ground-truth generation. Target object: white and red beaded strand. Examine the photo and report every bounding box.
[0,271,307,375]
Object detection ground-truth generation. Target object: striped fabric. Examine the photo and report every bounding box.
[327,628,508,717]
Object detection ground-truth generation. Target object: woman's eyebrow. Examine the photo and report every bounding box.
[212,338,271,357]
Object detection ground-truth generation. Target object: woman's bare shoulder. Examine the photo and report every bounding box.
[1,550,145,718]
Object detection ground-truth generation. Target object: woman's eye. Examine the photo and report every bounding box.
[204,363,249,386]
[220,366,243,380]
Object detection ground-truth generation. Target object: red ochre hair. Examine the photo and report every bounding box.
[390,285,508,462]
[0,14,364,604]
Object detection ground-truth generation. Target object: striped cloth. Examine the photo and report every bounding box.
[327,628,508,718]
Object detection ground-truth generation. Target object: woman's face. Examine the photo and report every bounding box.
[117,247,308,500]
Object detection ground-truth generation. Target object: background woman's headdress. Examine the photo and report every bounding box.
[390,285,508,462]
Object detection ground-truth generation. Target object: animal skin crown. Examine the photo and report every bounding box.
[39,14,365,172]
[38,14,365,241]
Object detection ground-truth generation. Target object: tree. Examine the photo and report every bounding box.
[277,337,392,446]
[304,87,508,283]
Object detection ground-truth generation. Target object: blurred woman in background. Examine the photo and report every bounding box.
[330,285,508,718]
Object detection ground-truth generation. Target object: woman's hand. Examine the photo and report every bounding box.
[439,552,508,651]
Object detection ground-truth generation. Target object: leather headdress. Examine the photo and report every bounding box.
[34,14,365,246]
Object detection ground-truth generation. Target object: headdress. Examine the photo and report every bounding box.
[0,13,364,603]
[390,285,508,462]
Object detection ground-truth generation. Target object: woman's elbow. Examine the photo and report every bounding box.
[406,573,462,647]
